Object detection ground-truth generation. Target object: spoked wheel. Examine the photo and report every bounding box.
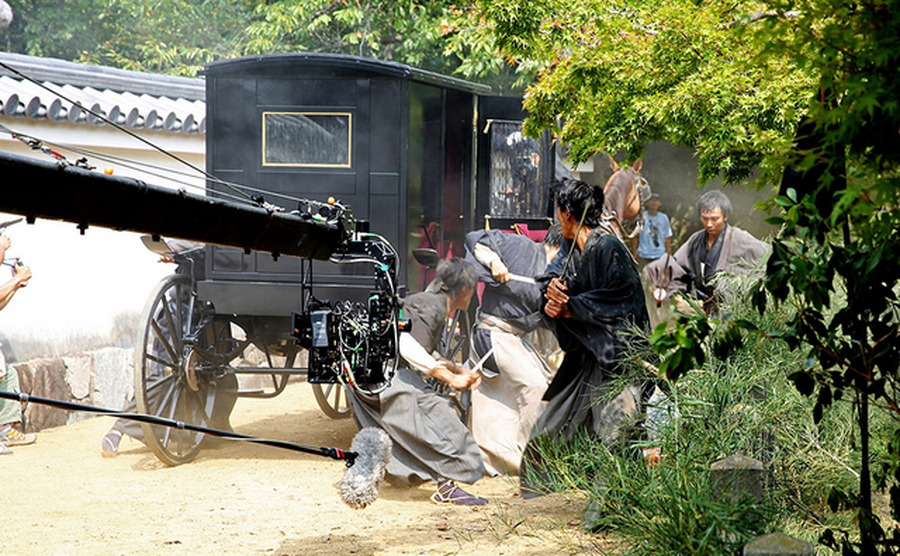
[134,274,237,466]
[312,382,351,419]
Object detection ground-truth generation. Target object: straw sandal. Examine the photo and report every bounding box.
[101,430,123,458]
[431,480,488,506]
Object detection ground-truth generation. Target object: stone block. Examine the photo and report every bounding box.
[743,532,814,555]
[710,453,765,503]
[24,357,70,431]
[63,353,94,425]
[92,347,133,411]
[64,353,94,401]
[11,362,34,395]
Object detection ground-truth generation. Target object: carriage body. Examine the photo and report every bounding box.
[201,54,482,316]
[200,54,556,310]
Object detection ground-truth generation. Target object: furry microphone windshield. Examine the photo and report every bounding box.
[340,427,392,509]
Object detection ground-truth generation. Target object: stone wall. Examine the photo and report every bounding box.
[10,347,132,431]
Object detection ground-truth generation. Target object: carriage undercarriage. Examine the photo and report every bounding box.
[134,262,470,466]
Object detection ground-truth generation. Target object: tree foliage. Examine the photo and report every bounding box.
[0,1,528,90]
[473,0,899,553]
[241,1,461,75]
[1,1,257,76]
[87,0,258,75]
[464,0,815,183]
[2,1,485,79]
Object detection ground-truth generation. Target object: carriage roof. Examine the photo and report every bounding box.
[202,53,491,96]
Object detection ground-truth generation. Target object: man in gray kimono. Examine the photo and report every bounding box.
[644,189,769,313]
[347,257,488,505]
[465,225,562,476]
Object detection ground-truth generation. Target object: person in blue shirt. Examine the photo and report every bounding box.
[631,193,672,266]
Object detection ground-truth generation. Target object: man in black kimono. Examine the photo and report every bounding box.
[347,258,488,505]
[521,178,650,497]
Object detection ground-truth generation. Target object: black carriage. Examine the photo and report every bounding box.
[134,54,562,464]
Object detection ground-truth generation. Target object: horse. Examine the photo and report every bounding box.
[601,155,650,243]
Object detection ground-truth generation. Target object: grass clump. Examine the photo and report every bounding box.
[522,284,885,553]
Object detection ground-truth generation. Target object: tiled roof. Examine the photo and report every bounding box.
[0,52,206,134]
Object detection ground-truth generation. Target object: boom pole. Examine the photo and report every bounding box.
[0,150,354,260]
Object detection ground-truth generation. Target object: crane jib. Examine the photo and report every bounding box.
[0,149,354,260]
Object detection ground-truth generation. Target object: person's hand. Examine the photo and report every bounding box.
[544,298,573,318]
[546,277,569,304]
[436,361,482,391]
[450,369,481,391]
[544,277,572,318]
[0,235,10,262]
[13,264,31,287]
[490,259,511,283]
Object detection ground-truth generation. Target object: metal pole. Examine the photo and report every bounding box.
[0,390,356,465]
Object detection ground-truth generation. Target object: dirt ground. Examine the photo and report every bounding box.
[0,380,607,555]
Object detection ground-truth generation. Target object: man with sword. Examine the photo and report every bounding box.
[347,258,489,506]
[521,178,650,497]
[464,224,563,476]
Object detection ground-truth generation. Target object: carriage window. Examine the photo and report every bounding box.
[262,111,352,167]
[489,121,547,219]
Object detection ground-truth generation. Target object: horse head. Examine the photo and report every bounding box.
[602,155,651,241]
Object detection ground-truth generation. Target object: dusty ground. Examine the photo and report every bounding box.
[0,381,607,555]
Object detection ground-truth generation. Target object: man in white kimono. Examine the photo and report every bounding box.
[465,225,562,476]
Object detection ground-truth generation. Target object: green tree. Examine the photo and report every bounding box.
[2,0,257,76]
[242,1,458,75]
[1,0,124,60]
[453,0,814,181]
[466,0,899,552]
[242,1,530,92]
[2,1,508,84]
[85,0,258,75]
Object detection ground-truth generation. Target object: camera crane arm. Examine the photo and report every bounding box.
[0,150,354,260]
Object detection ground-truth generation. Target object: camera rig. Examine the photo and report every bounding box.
[292,232,409,394]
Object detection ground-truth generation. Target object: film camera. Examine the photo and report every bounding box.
[291,234,409,394]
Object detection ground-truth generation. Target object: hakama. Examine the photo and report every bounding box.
[347,290,485,486]
[465,230,556,475]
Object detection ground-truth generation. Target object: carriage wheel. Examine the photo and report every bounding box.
[311,382,351,419]
[134,274,230,466]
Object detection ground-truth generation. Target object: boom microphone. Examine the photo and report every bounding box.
[340,427,392,509]
[0,390,391,508]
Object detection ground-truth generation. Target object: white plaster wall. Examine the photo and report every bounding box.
[0,118,205,360]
